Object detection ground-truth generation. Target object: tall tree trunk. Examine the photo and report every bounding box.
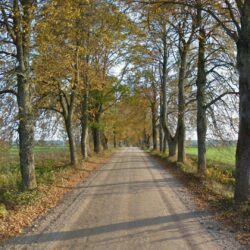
[151,103,158,150]
[81,86,89,160]
[92,127,101,153]
[163,133,167,154]
[17,77,36,190]
[177,49,187,163]
[146,135,151,148]
[113,130,117,148]
[14,1,37,190]
[168,139,177,158]
[196,6,207,175]
[64,49,78,166]
[160,28,177,158]
[143,129,147,148]
[235,3,250,202]
[60,63,78,166]
[65,118,78,166]
[92,112,101,154]
[159,95,164,153]
[159,124,163,152]
[101,132,108,150]
[143,129,150,148]
[161,30,168,153]
[81,122,88,159]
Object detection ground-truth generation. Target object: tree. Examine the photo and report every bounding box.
[0,0,37,190]
[34,0,83,166]
[137,0,248,202]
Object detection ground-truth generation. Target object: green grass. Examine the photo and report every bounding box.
[183,146,236,198]
[0,145,70,208]
[8,145,68,155]
[148,145,237,198]
[186,146,236,166]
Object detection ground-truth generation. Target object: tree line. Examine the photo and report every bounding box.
[0,0,249,203]
[127,0,249,203]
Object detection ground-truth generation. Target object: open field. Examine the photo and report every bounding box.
[0,145,70,210]
[186,146,236,166]
[185,146,236,198]
[6,145,69,155]
[0,148,114,242]
[0,145,69,165]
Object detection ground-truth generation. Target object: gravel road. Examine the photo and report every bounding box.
[2,148,245,250]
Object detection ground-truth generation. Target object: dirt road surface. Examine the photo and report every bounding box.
[2,148,244,250]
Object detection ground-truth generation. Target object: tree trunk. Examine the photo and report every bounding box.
[151,103,158,150]
[92,113,101,154]
[234,3,250,202]
[17,79,36,190]
[81,87,89,160]
[101,132,108,150]
[65,119,78,166]
[81,122,88,160]
[62,49,78,166]
[15,1,37,190]
[177,49,187,163]
[113,130,117,148]
[196,7,207,175]
[163,133,167,154]
[160,29,177,158]
[146,135,151,148]
[92,127,101,153]
[143,129,150,148]
[159,124,163,152]
[168,139,177,158]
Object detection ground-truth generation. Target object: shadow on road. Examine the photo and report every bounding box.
[9,211,204,245]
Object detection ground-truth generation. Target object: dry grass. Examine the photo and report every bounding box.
[148,150,250,246]
[0,147,114,242]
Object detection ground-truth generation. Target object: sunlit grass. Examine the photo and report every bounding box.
[186,146,236,166]
[148,145,237,199]
[8,145,68,155]
[0,145,70,208]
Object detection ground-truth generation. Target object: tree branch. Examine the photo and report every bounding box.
[0,89,17,96]
[204,91,239,110]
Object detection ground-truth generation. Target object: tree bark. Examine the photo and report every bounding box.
[65,118,78,166]
[160,30,177,157]
[163,133,167,154]
[196,6,207,175]
[92,127,101,153]
[64,48,79,166]
[159,124,163,152]
[234,3,250,202]
[18,80,36,190]
[177,48,187,163]
[151,102,158,151]
[113,130,117,148]
[143,129,150,148]
[60,51,78,166]
[92,112,102,154]
[81,85,89,160]
[81,121,88,160]
[101,132,108,150]
[168,139,177,158]
[14,1,37,190]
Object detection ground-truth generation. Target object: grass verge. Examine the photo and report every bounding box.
[0,149,114,242]
[148,149,250,246]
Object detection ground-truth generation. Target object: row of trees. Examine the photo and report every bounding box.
[126,0,249,203]
[0,0,136,190]
[0,0,249,203]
